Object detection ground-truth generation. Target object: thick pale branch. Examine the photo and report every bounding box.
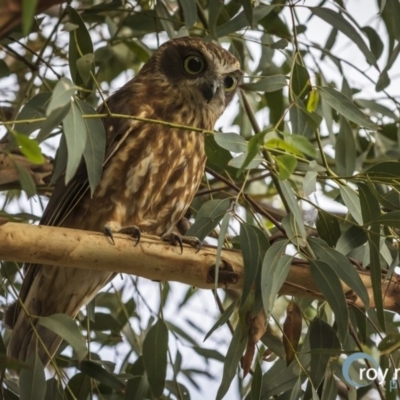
[0,220,399,313]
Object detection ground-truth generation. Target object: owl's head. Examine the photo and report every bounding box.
[141,36,243,121]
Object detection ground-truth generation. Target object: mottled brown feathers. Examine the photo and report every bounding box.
[6,36,242,366]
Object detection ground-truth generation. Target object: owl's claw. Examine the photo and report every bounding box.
[162,233,183,254]
[119,226,141,246]
[103,225,115,245]
[162,233,202,254]
[103,225,141,246]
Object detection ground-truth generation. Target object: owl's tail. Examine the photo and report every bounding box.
[5,264,114,367]
[6,303,66,367]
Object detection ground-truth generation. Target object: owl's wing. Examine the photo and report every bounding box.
[5,93,140,329]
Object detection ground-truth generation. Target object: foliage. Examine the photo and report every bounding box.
[0,0,400,399]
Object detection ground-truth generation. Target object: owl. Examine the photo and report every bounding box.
[5,36,243,366]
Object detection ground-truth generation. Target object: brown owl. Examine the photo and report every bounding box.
[5,36,243,366]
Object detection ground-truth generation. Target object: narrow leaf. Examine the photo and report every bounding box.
[20,352,46,400]
[310,7,377,66]
[319,86,378,130]
[62,101,87,184]
[78,360,125,390]
[240,223,270,305]
[38,314,87,361]
[310,260,349,342]
[142,319,168,398]
[178,0,197,28]
[261,240,289,317]
[216,323,247,400]
[75,99,106,194]
[186,198,231,241]
[309,237,369,308]
[214,132,247,153]
[241,75,287,92]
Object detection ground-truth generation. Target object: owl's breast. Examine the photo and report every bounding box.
[70,124,206,236]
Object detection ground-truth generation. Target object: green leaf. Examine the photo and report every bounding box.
[309,237,369,308]
[363,161,400,186]
[265,138,303,157]
[205,135,234,174]
[336,225,367,255]
[275,154,297,180]
[280,181,307,244]
[368,224,385,329]
[309,318,340,388]
[216,323,247,400]
[361,26,384,60]
[186,198,231,241]
[303,170,317,196]
[261,240,289,316]
[0,59,10,78]
[240,223,270,306]
[310,7,377,66]
[15,93,52,135]
[75,99,106,194]
[143,319,168,398]
[214,132,247,153]
[178,0,197,28]
[340,186,363,225]
[76,53,94,85]
[290,57,310,99]
[14,133,44,164]
[68,6,94,93]
[14,162,36,198]
[321,369,338,400]
[358,183,381,224]
[125,357,148,400]
[45,378,64,400]
[214,212,231,289]
[310,260,349,342]
[38,314,87,361]
[229,152,263,169]
[216,4,274,37]
[204,299,239,342]
[37,104,70,142]
[20,352,46,400]
[47,78,74,116]
[318,86,378,130]
[66,373,91,400]
[241,75,287,92]
[249,361,262,399]
[371,211,400,229]
[237,129,270,175]
[316,210,341,247]
[22,0,39,36]
[62,101,87,184]
[355,99,397,120]
[335,117,356,176]
[285,134,318,158]
[78,360,125,391]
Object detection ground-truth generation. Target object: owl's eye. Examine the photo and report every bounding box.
[223,75,237,92]
[184,56,205,75]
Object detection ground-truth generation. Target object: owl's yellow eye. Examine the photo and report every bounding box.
[184,56,205,75]
[223,75,237,92]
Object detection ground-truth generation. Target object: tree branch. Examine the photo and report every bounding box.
[0,220,399,313]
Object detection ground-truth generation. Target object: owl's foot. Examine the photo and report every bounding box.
[103,225,141,246]
[119,226,141,246]
[162,233,202,254]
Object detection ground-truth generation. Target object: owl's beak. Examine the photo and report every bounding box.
[201,80,219,103]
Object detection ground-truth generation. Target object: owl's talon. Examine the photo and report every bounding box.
[119,226,141,246]
[162,233,183,254]
[103,225,115,245]
[162,234,202,254]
